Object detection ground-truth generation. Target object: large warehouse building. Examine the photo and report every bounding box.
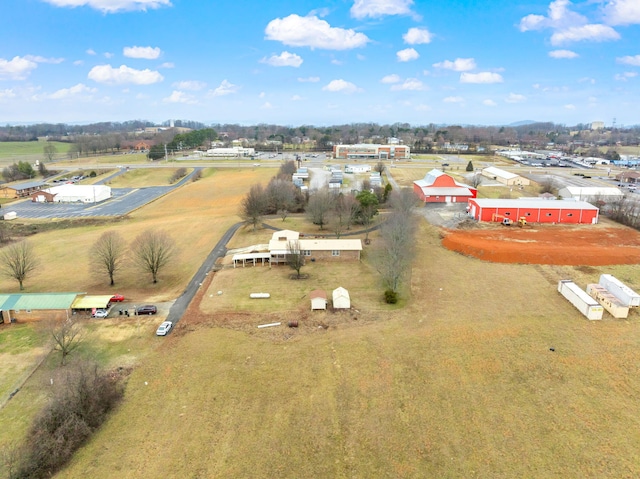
[333,144,410,160]
[481,166,530,186]
[32,184,112,204]
[467,198,599,224]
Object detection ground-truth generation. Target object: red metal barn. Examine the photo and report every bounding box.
[467,199,599,224]
[413,169,477,204]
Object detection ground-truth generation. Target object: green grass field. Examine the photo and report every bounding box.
[0,141,71,162]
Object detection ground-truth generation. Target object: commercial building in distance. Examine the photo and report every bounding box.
[333,144,410,160]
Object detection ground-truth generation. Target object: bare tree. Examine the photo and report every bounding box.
[469,173,483,188]
[0,240,38,290]
[375,210,417,297]
[43,142,57,162]
[131,230,177,283]
[286,240,305,279]
[1,440,22,479]
[306,188,335,230]
[374,161,386,175]
[539,177,557,195]
[266,178,297,220]
[240,183,267,231]
[50,318,84,366]
[91,231,127,286]
[389,188,419,214]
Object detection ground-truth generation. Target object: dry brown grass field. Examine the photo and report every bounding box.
[105,167,193,187]
[3,162,640,478]
[52,217,640,479]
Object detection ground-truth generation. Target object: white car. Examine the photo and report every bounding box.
[156,321,173,336]
[92,309,108,319]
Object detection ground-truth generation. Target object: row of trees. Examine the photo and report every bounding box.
[0,229,177,291]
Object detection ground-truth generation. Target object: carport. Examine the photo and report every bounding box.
[232,252,270,267]
[71,294,113,312]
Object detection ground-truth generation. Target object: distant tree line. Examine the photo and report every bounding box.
[3,121,640,161]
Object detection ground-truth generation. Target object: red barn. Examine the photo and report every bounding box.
[467,199,599,224]
[413,169,477,203]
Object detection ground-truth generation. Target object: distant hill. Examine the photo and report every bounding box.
[508,120,540,127]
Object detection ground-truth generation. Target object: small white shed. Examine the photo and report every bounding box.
[310,290,327,310]
[332,287,350,309]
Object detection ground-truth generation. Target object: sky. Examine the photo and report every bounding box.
[0,0,639,127]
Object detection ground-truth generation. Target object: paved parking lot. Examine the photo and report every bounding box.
[2,169,199,219]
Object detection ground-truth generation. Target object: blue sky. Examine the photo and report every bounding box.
[0,0,639,126]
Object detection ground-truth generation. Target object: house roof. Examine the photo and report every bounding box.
[559,186,623,197]
[0,292,81,310]
[5,180,46,191]
[414,169,474,190]
[71,295,114,309]
[333,287,350,300]
[416,187,474,197]
[299,239,362,251]
[482,166,520,180]
[310,290,327,300]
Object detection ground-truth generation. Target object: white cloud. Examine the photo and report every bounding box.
[578,77,596,84]
[0,56,38,80]
[403,27,433,45]
[396,48,419,62]
[159,62,174,69]
[210,79,240,97]
[265,14,369,50]
[163,91,196,104]
[48,83,96,100]
[298,76,320,83]
[519,0,620,45]
[443,96,464,103]
[614,72,638,81]
[390,78,425,91]
[24,55,64,64]
[123,46,162,60]
[73,60,83,66]
[549,49,579,58]
[88,65,163,85]
[104,52,114,59]
[617,55,640,66]
[260,102,273,109]
[350,0,414,19]
[550,24,619,45]
[42,0,172,13]
[260,51,303,67]
[505,93,527,103]
[331,59,344,65]
[322,79,362,93]
[259,92,265,98]
[0,89,17,100]
[603,0,640,26]
[381,74,401,84]
[564,104,576,109]
[172,80,206,91]
[86,49,96,56]
[483,99,497,106]
[291,95,303,101]
[433,58,476,71]
[460,72,503,84]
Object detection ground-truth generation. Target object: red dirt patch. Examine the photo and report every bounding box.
[441,225,640,265]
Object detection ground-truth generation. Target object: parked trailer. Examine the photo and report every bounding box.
[587,284,629,319]
[3,211,17,220]
[599,274,640,307]
[557,280,604,320]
